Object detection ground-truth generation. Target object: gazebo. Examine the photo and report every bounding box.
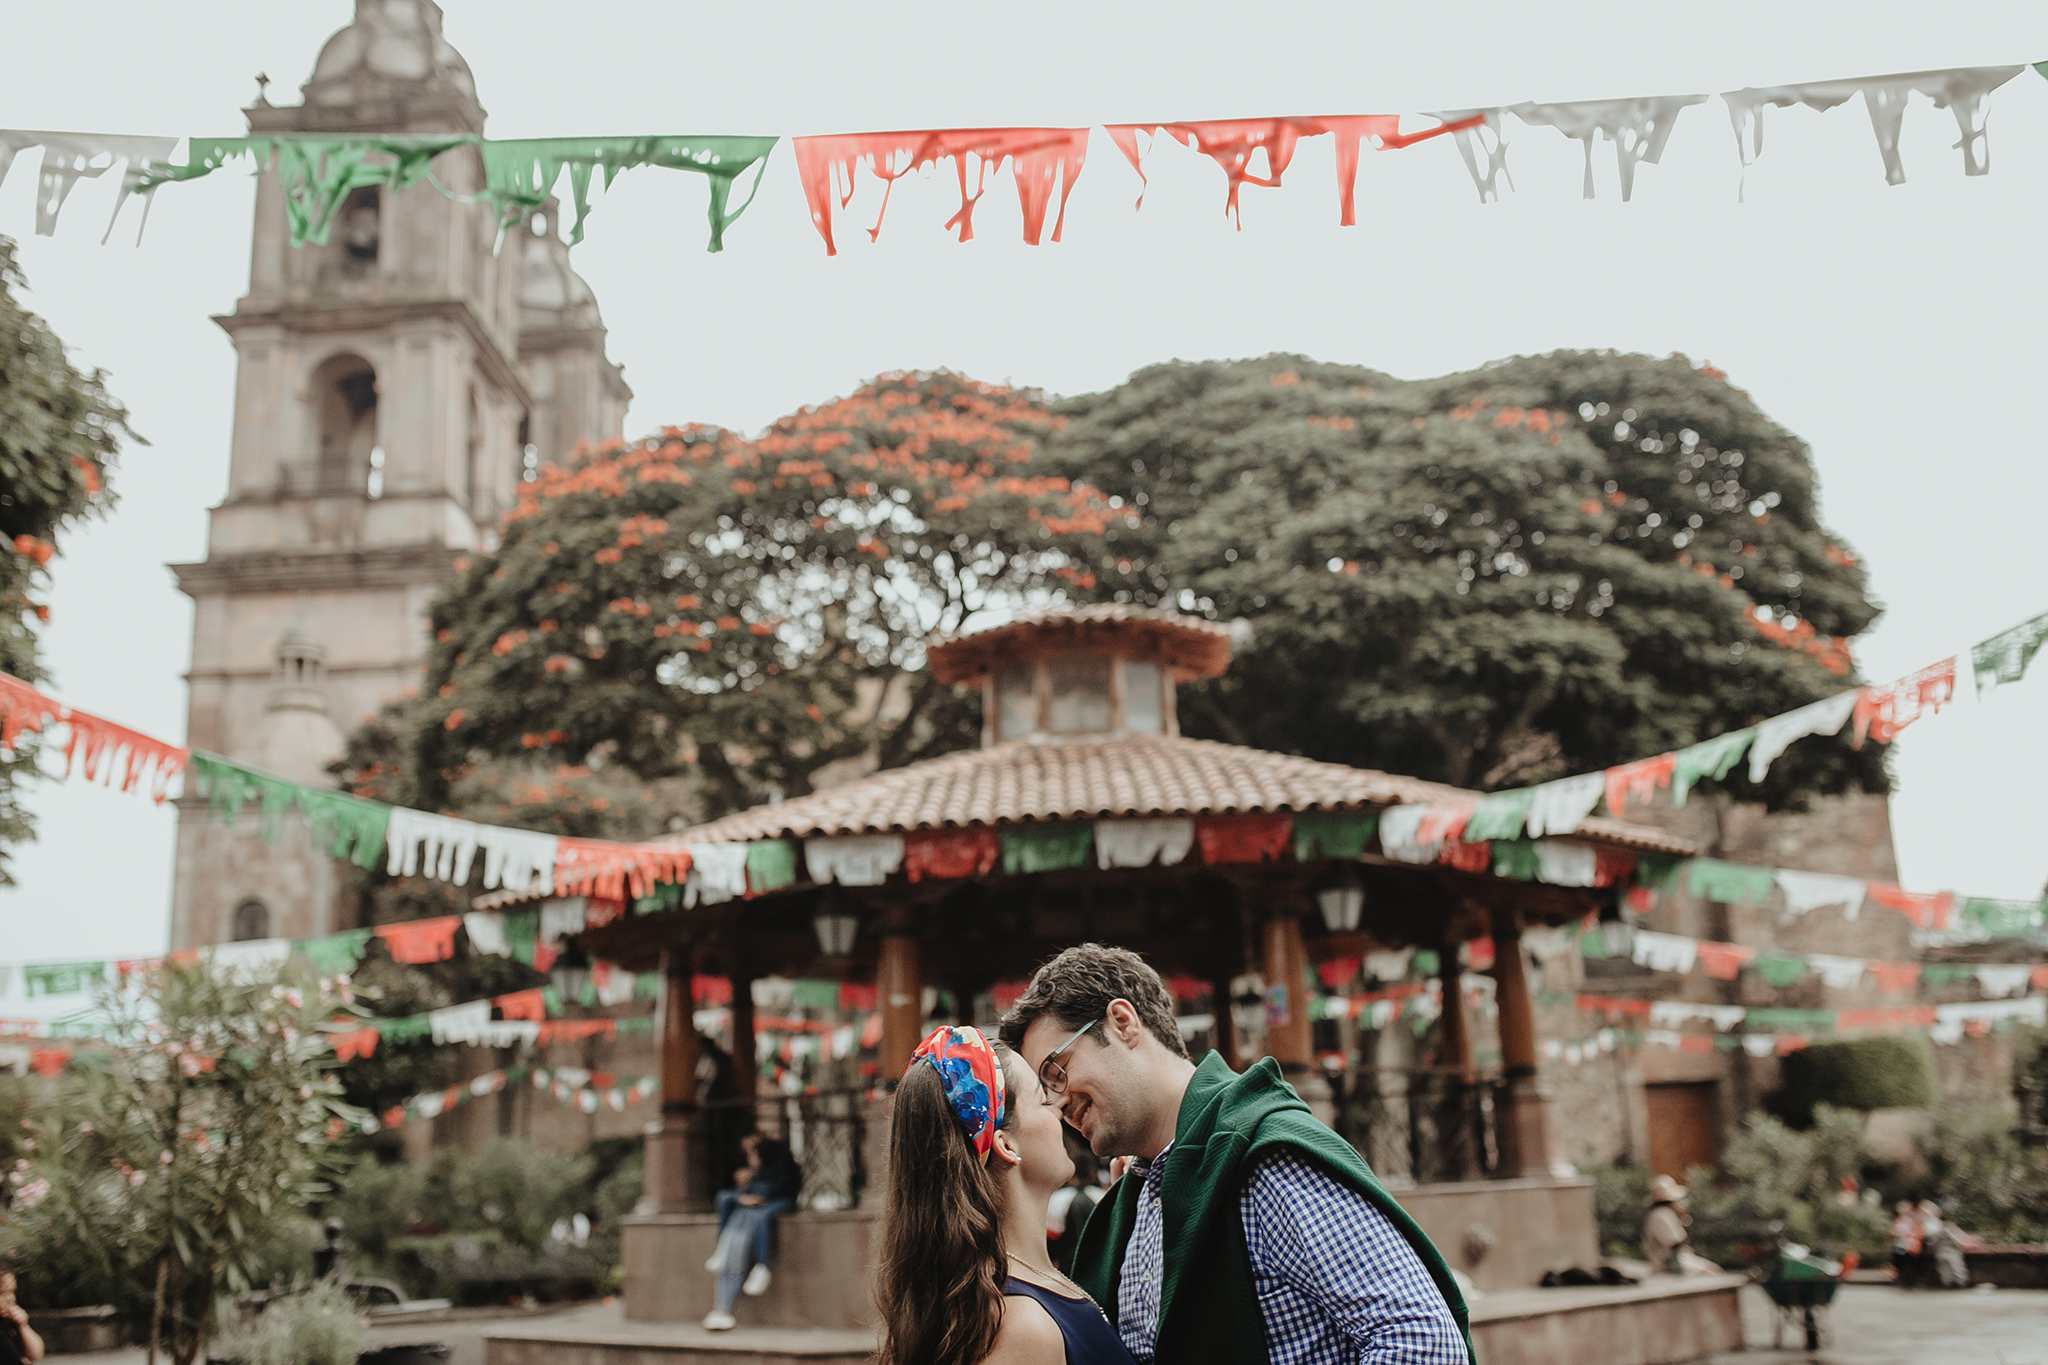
[567,605,1699,1330]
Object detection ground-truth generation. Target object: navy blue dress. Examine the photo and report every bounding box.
[1004,1275,1138,1365]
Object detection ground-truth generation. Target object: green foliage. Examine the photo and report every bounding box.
[1770,1035,1936,1126]
[0,1074,33,1173]
[0,959,355,1364]
[328,955,455,1127]
[1589,1161,1653,1257]
[1046,352,1884,801]
[326,1153,427,1267]
[591,1144,644,1231]
[1684,1107,1890,1264]
[212,1279,363,1365]
[1915,1104,2048,1243]
[332,1138,608,1298]
[405,373,1118,817]
[420,1137,593,1250]
[0,236,137,881]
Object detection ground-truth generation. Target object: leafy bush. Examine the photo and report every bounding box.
[1916,1104,2048,1244]
[421,1137,593,1250]
[2,1146,138,1312]
[328,1155,428,1267]
[0,961,354,1364]
[1584,1108,1893,1269]
[332,1138,607,1297]
[1689,1106,1889,1265]
[1769,1035,1935,1126]
[592,1147,644,1231]
[1589,1162,1654,1258]
[212,1279,362,1365]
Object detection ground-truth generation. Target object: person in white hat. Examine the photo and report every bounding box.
[1642,1175,1693,1275]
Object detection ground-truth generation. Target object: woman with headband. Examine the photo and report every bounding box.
[876,1025,1136,1365]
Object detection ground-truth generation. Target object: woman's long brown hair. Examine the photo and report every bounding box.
[875,1048,1019,1365]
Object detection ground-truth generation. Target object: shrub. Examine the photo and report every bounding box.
[330,1137,606,1297]
[1589,1162,1653,1258]
[329,1155,428,1266]
[421,1137,592,1250]
[1769,1035,1934,1126]
[1587,1108,1893,1269]
[592,1147,644,1232]
[211,1279,362,1365]
[0,961,353,1364]
[1916,1104,2048,1243]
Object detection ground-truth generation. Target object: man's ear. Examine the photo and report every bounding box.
[1106,998,1144,1047]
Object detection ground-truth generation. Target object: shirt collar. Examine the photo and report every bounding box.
[1131,1142,1173,1186]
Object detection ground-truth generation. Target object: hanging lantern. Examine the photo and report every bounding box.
[549,943,591,1006]
[812,890,861,959]
[1313,862,1367,934]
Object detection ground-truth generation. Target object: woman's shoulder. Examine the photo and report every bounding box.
[983,1288,1066,1365]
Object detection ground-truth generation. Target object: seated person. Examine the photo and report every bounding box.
[704,1131,802,1330]
[1642,1175,1718,1276]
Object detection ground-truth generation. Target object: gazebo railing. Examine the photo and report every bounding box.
[1334,1068,1501,1186]
[703,1090,867,1211]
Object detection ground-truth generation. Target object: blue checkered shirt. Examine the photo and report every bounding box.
[1115,1146,1466,1365]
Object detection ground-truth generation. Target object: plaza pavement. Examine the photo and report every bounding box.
[50,1282,2048,1365]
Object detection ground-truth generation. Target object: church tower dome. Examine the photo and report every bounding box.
[303,0,478,108]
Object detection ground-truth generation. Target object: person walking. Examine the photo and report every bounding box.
[1001,944,1471,1365]
[1919,1200,1968,1289]
[1887,1200,1923,1281]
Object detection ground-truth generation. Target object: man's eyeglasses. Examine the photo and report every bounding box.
[1038,1017,1099,1095]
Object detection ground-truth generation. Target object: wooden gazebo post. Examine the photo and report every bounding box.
[859,901,923,1210]
[1260,909,1334,1121]
[878,904,923,1074]
[1432,928,1479,1179]
[1490,908,1568,1177]
[639,946,711,1214]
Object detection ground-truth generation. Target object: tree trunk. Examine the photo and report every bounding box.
[147,1254,165,1365]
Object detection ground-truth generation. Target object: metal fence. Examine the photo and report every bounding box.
[1334,1068,1500,1186]
[704,1090,867,1211]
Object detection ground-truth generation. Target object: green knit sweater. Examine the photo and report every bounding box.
[1069,1053,1474,1365]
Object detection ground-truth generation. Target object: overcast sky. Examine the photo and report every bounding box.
[2,0,2045,963]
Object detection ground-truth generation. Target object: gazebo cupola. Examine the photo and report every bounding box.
[926,604,1234,746]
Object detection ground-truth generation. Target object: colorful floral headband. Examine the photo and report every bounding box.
[909,1025,1006,1164]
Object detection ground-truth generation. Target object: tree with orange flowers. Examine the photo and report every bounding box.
[0,238,134,880]
[403,371,1123,816]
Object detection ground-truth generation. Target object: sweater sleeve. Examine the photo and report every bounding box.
[1240,1150,1467,1365]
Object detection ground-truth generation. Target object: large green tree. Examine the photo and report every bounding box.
[1046,351,1884,804]
[407,371,1116,816]
[0,237,134,879]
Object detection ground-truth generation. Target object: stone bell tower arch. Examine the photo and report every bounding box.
[169,0,630,949]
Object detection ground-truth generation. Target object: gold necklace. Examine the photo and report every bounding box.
[1007,1252,1083,1296]
[1008,1253,1113,1326]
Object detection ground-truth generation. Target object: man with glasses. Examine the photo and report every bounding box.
[1001,944,1471,1365]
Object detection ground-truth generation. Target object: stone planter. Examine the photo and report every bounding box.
[356,1345,451,1365]
[33,1305,123,1355]
[210,1347,449,1365]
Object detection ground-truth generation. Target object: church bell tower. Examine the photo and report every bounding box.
[169,0,630,949]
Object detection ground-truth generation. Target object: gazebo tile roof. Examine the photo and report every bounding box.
[666,734,1696,856]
